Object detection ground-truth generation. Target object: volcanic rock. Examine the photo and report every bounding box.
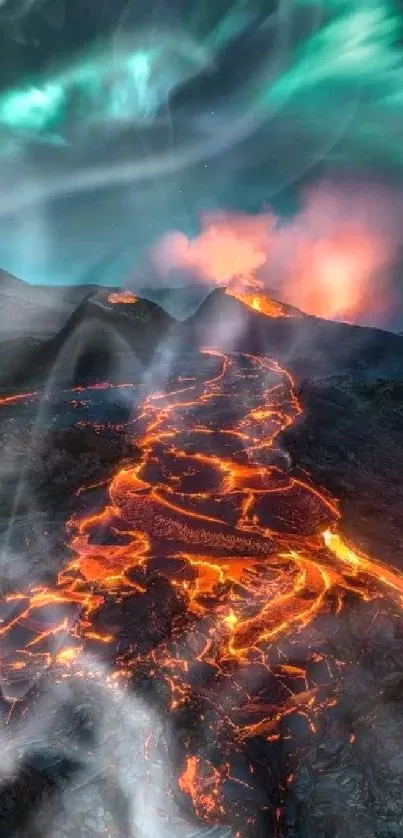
[282,376,403,570]
[0,422,138,517]
[90,574,186,658]
[0,422,140,591]
[0,749,85,837]
[0,270,74,341]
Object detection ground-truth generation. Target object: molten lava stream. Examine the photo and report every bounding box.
[3,347,403,834]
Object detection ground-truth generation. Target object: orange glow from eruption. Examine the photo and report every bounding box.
[226,290,293,318]
[108,290,138,304]
[151,184,400,323]
[287,229,385,322]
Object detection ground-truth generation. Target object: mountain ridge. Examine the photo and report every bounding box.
[0,287,176,389]
[181,287,403,380]
[1,272,403,388]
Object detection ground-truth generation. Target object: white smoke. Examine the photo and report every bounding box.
[0,653,232,837]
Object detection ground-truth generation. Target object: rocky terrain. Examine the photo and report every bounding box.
[0,419,141,594]
[283,377,403,571]
[1,288,403,838]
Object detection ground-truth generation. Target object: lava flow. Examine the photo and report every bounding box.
[225,289,293,318]
[2,332,403,832]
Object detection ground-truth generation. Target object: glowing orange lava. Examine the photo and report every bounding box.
[107,290,138,304]
[2,295,403,832]
[225,289,293,318]
[0,390,38,406]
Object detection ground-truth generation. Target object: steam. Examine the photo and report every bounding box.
[150,180,403,325]
[0,654,232,837]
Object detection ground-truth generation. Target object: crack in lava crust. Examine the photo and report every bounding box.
[3,350,403,834]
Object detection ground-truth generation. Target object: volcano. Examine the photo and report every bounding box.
[0,288,176,388]
[1,281,403,838]
[184,287,403,379]
[3,283,403,391]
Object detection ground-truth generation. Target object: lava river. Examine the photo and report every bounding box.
[2,345,403,833]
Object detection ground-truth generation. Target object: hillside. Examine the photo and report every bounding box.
[1,277,403,388]
[184,288,403,380]
[0,289,176,388]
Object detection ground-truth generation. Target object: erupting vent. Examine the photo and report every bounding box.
[225,289,296,318]
[107,290,138,304]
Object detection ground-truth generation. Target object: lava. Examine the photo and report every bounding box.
[0,390,38,406]
[225,290,293,318]
[179,755,225,821]
[0,380,136,409]
[2,300,403,833]
[107,290,138,304]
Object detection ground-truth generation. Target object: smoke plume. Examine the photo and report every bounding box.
[150,180,403,325]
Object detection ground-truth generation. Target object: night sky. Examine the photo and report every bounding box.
[0,0,403,304]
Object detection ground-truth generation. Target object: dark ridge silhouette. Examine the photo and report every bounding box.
[1,280,403,389]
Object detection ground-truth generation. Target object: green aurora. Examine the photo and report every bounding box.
[0,0,402,205]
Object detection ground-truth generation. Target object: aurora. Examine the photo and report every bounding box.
[0,0,402,149]
[0,0,402,218]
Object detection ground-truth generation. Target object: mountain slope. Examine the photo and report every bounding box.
[2,278,403,389]
[0,270,71,340]
[183,288,403,380]
[0,290,176,389]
